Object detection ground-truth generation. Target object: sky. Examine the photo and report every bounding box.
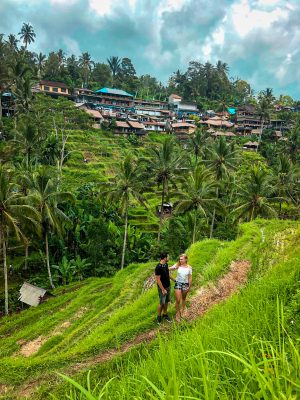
[0,0,300,99]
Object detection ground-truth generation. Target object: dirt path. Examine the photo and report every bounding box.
[16,260,250,399]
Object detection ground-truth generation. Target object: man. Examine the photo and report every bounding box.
[155,252,172,324]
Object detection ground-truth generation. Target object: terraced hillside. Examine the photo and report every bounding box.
[63,129,164,233]
[0,219,299,399]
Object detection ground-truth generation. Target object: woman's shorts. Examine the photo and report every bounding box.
[174,281,189,291]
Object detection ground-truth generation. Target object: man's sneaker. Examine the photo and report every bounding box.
[157,315,162,325]
[163,314,172,323]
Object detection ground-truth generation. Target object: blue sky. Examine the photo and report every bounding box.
[1,0,300,99]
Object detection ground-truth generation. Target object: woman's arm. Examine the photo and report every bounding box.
[168,264,178,270]
[188,267,192,289]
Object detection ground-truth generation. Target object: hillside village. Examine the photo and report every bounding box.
[2,79,296,150]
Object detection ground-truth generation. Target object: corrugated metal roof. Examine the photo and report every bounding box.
[19,282,47,307]
[116,121,130,128]
[95,87,133,97]
[84,109,103,119]
[128,121,145,129]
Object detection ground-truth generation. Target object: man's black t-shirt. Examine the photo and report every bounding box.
[155,263,170,289]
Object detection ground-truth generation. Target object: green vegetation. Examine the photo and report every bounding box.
[0,219,298,399]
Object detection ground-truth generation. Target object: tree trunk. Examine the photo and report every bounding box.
[24,243,28,270]
[59,133,68,174]
[1,228,9,315]
[121,206,128,270]
[0,92,2,122]
[157,179,166,242]
[192,210,197,244]
[45,232,55,289]
[209,187,219,239]
[257,121,264,152]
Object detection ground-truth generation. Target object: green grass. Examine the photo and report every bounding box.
[47,220,300,400]
[0,220,299,399]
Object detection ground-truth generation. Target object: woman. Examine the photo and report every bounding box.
[169,254,192,322]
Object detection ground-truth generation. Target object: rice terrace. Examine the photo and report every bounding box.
[0,1,300,399]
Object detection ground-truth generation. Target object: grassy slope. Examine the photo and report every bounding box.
[63,129,164,233]
[0,219,299,399]
[49,219,300,400]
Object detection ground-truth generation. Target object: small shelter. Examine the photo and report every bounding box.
[19,282,52,307]
[156,202,173,217]
[243,141,259,151]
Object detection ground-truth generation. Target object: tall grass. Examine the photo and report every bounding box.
[52,223,300,400]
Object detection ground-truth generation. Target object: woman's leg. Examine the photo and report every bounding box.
[175,289,181,321]
[181,290,188,317]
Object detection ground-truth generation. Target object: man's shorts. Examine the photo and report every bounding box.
[174,281,189,291]
[157,286,171,305]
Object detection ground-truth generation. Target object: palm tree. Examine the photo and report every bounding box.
[14,120,40,167]
[176,165,216,243]
[107,56,121,87]
[31,168,74,288]
[233,166,278,221]
[147,138,183,241]
[18,23,36,49]
[105,154,146,269]
[79,52,94,87]
[0,166,40,314]
[188,128,209,165]
[205,137,239,237]
[5,34,19,52]
[35,52,46,78]
[256,97,272,151]
[273,155,300,213]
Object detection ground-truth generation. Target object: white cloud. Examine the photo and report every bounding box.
[231,0,287,38]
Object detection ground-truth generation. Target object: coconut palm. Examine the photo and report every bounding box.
[35,52,46,78]
[175,165,216,243]
[256,97,272,151]
[5,34,19,52]
[188,128,209,165]
[233,166,278,221]
[31,168,74,288]
[79,52,94,87]
[273,155,300,213]
[104,154,146,269]
[107,56,121,87]
[14,120,40,167]
[0,166,40,314]
[147,137,183,241]
[205,136,239,237]
[18,23,36,49]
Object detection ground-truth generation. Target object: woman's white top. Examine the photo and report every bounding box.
[173,265,192,284]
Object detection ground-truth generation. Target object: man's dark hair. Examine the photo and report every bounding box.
[159,252,168,260]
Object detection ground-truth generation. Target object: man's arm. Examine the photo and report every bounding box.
[155,275,167,294]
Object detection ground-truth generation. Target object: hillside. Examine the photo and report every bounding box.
[0,219,299,399]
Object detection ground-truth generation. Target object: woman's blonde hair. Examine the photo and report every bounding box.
[176,253,188,267]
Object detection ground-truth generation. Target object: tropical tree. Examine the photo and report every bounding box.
[146,138,183,241]
[175,165,216,243]
[273,155,300,213]
[107,56,121,87]
[35,52,46,78]
[14,120,40,166]
[18,23,36,49]
[0,166,40,314]
[205,137,239,237]
[31,168,74,288]
[256,97,272,151]
[5,34,19,52]
[188,128,209,165]
[79,52,94,87]
[233,166,278,221]
[104,154,146,269]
